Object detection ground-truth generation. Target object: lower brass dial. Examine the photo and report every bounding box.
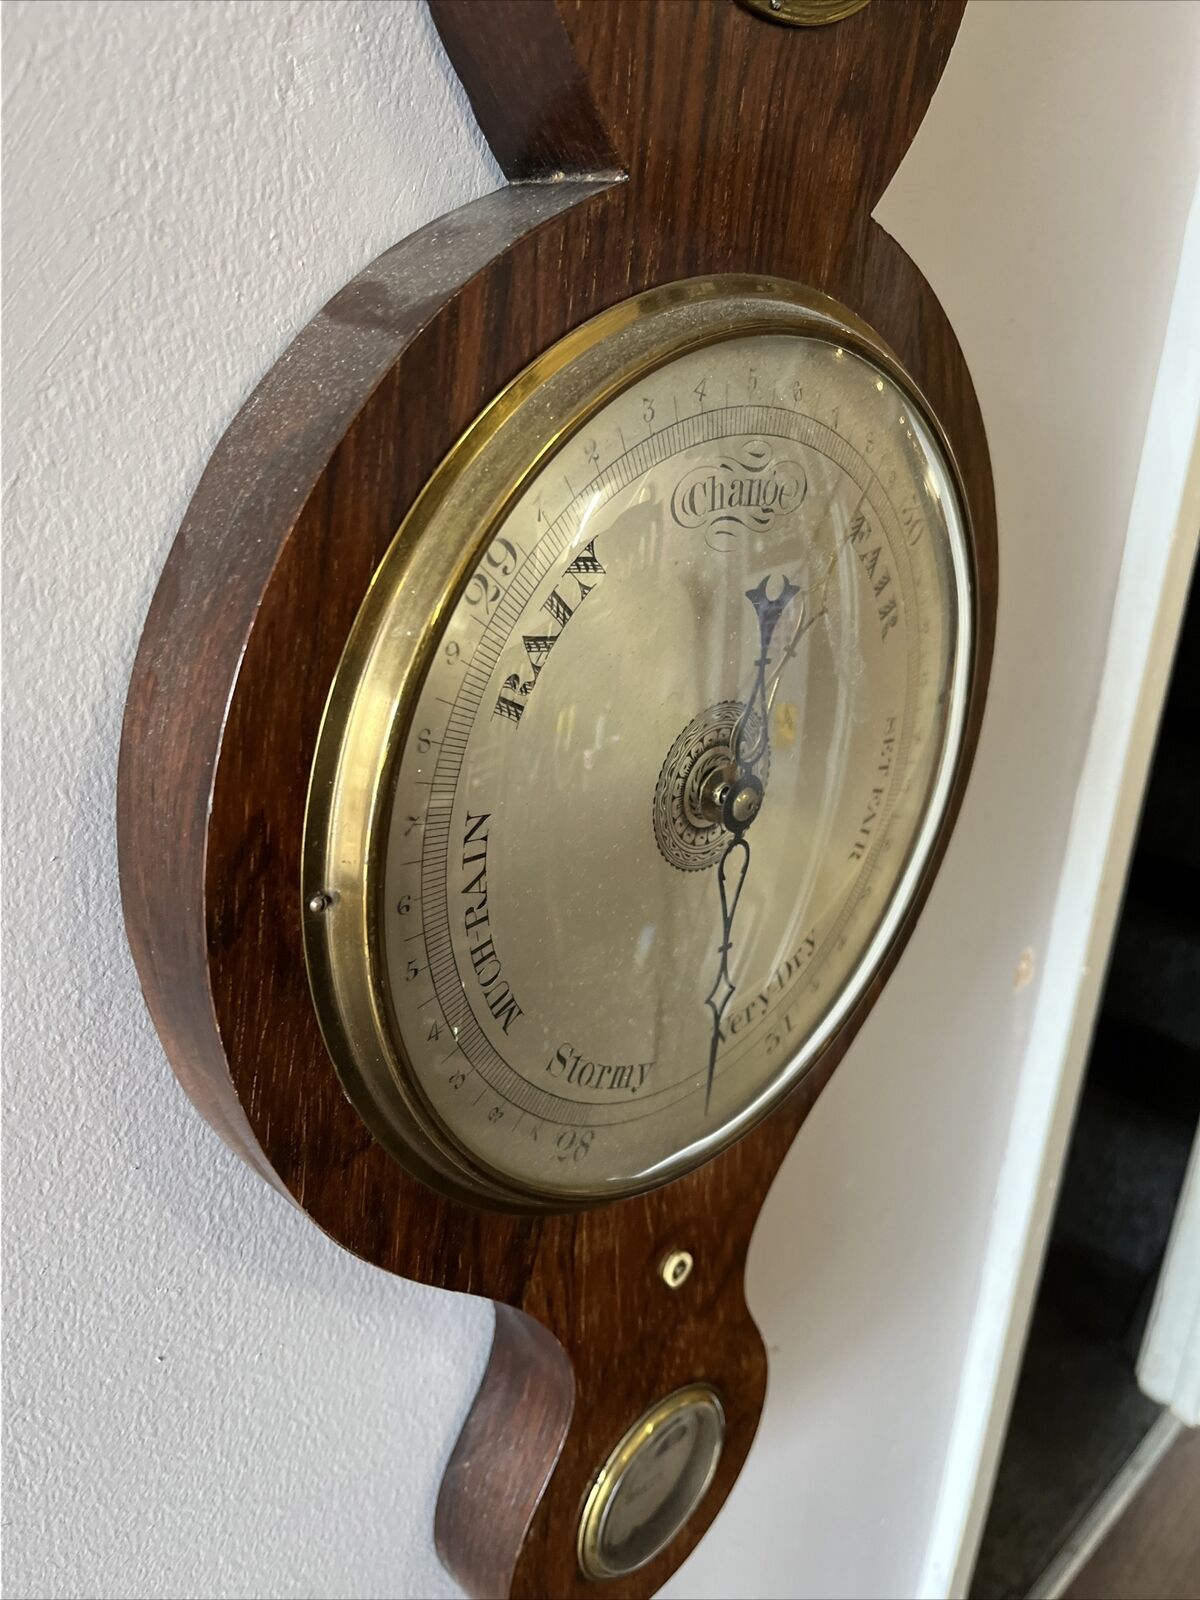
[577,1386,726,1581]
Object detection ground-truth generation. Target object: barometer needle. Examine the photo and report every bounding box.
[704,836,751,1111]
[762,532,846,714]
[703,575,799,1112]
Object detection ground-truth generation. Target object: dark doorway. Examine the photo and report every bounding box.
[970,558,1200,1600]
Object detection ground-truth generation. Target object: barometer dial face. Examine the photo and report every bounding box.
[306,282,974,1206]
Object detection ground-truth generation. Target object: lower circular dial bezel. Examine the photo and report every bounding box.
[576,1384,727,1581]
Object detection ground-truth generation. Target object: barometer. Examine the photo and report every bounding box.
[304,280,972,1211]
[119,3,996,1596]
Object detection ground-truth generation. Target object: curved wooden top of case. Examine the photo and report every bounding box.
[118,4,993,1595]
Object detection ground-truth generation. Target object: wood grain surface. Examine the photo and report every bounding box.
[1064,1428,1200,1600]
[117,3,995,1595]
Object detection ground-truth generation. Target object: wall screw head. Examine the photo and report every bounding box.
[661,1249,694,1288]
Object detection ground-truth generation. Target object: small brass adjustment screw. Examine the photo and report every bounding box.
[308,891,333,914]
[661,1249,694,1289]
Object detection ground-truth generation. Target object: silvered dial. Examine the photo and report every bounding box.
[376,329,971,1201]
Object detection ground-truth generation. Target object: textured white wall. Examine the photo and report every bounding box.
[3,4,1198,1600]
[2,5,500,1598]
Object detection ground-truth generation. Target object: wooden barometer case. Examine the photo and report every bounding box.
[118,2,996,1595]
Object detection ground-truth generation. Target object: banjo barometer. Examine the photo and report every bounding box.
[119,3,996,1596]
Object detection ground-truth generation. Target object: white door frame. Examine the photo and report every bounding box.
[922,177,1200,1599]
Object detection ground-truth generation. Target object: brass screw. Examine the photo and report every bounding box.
[661,1249,693,1289]
[308,891,333,914]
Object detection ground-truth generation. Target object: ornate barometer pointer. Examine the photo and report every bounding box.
[703,576,801,1111]
[735,576,802,782]
[118,2,996,1595]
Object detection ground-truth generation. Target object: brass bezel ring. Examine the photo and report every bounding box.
[302,274,977,1212]
[740,0,872,26]
[576,1384,726,1582]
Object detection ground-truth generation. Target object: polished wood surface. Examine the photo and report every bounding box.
[1064,1428,1200,1600]
[117,4,995,1595]
[436,1306,575,1599]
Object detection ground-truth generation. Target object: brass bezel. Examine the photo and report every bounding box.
[302,274,976,1212]
[576,1384,726,1582]
[740,0,872,25]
